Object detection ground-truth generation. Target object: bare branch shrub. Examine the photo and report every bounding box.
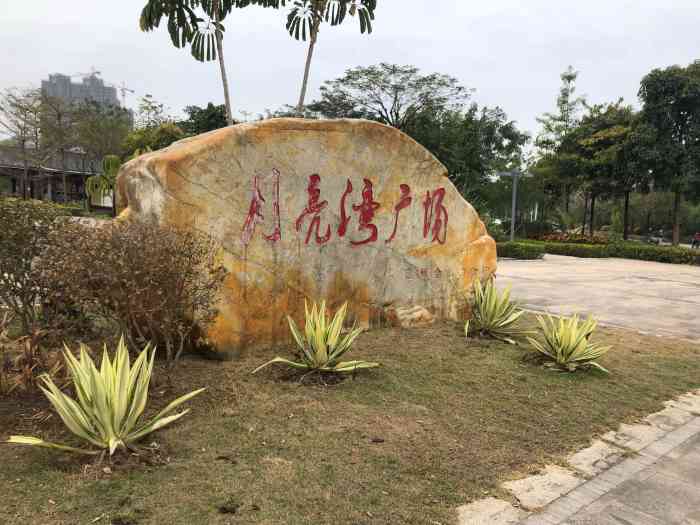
[40,220,226,366]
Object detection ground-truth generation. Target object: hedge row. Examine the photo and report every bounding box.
[505,240,700,265]
[496,242,545,260]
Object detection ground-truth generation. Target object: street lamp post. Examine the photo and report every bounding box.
[498,171,533,242]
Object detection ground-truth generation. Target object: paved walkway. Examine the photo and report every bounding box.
[522,415,700,525]
[497,254,700,341]
[493,254,700,525]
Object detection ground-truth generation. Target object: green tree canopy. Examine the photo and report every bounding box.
[639,60,700,244]
[178,102,229,135]
[307,63,470,132]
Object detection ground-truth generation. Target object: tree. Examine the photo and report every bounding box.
[122,122,185,157]
[179,102,229,135]
[0,88,43,199]
[40,95,78,203]
[140,0,286,125]
[307,63,469,133]
[639,61,700,245]
[74,101,132,172]
[409,105,529,204]
[286,0,377,113]
[535,66,586,212]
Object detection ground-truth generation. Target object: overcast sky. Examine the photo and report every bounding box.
[2,0,699,138]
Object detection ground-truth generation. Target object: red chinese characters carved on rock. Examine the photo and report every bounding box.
[241,168,281,246]
[423,188,448,244]
[386,183,412,244]
[296,174,332,245]
[350,178,381,246]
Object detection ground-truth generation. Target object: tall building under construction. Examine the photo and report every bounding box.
[41,73,121,107]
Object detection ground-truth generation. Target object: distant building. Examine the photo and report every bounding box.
[41,73,120,107]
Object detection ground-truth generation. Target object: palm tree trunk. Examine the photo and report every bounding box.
[213,4,233,126]
[623,190,630,241]
[589,193,596,236]
[672,189,681,246]
[296,18,320,115]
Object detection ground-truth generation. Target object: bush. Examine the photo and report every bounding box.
[39,221,226,366]
[538,232,609,245]
[523,240,700,265]
[497,242,545,260]
[540,242,609,258]
[607,243,700,265]
[0,198,68,334]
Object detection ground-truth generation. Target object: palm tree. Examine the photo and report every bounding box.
[86,155,122,217]
[139,0,285,125]
[287,0,377,114]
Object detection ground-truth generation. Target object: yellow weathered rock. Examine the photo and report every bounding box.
[116,118,496,353]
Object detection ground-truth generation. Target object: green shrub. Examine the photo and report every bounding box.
[8,338,205,455]
[0,198,68,334]
[497,242,545,260]
[541,242,608,258]
[607,243,700,265]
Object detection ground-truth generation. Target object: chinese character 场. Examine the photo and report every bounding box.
[423,188,448,244]
[295,174,332,245]
[241,168,281,246]
[386,183,412,244]
[350,178,381,246]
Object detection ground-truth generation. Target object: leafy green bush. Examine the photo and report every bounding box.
[540,242,609,258]
[607,243,700,265]
[0,198,68,334]
[523,240,700,265]
[497,242,545,260]
[8,338,205,455]
[252,301,377,376]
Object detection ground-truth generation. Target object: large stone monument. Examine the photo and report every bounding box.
[117,119,496,352]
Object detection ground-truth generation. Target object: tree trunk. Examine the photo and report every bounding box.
[296,18,320,115]
[672,189,681,246]
[623,190,630,241]
[589,193,596,236]
[582,192,589,233]
[564,184,570,213]
[22,155,28,200]
[213,4,233,126]
[61,149,68,203]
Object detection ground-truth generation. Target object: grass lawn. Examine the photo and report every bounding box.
[1,318,699,524]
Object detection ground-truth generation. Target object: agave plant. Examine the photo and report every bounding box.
[527,314,612,373]
[7,338,205,456]
[252,301,378,375]
[465,278,529,344]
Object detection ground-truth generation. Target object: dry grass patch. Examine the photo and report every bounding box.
[1,318,699,524]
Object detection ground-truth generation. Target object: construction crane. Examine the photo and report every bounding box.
[106,81,135,107]
[69,67,102,79]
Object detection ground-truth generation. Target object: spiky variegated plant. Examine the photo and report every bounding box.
[527,314,612,373]
[252,301,378,375]
[7,338,205,456]
[465,278,529,344]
